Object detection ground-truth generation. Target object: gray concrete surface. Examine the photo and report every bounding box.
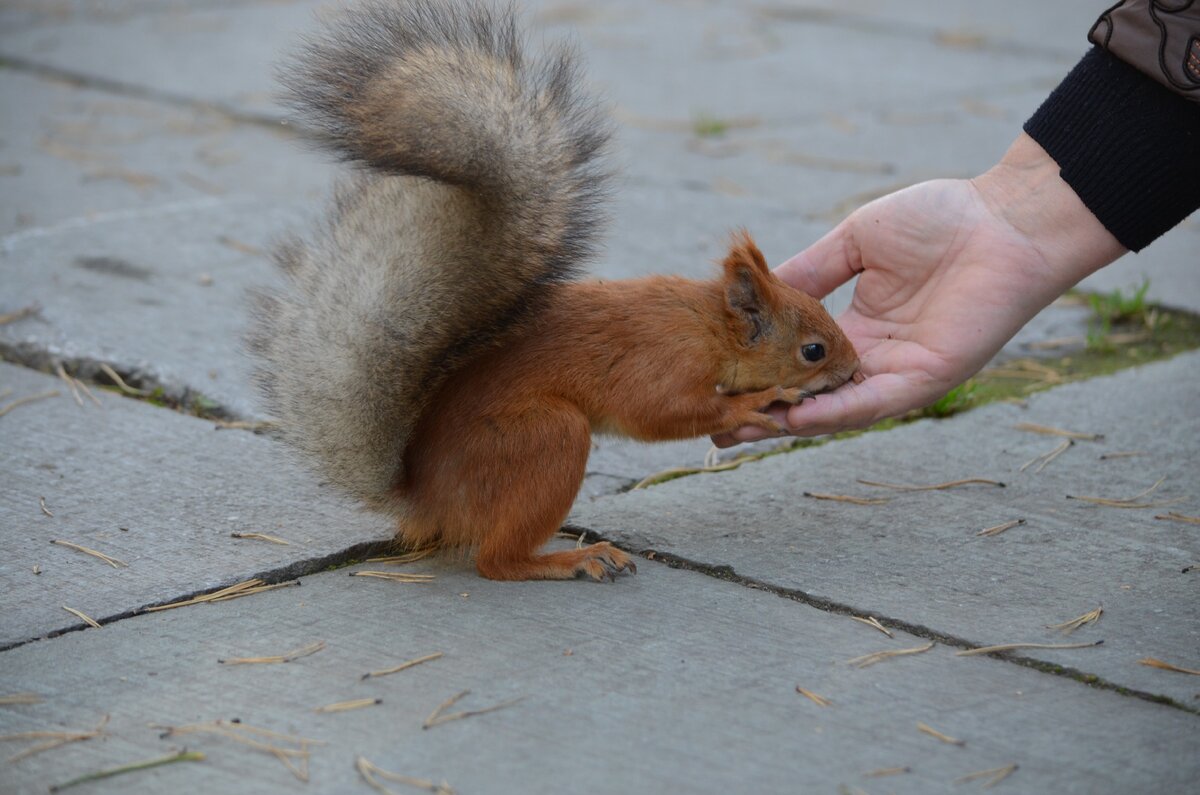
[3,554,1197,795]
[571,351,1200,705]
[1,1,1197,793]
[0,362,392,649]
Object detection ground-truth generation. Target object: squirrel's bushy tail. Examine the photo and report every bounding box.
[250,0,610,510]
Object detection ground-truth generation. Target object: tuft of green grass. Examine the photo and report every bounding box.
[921,381,979,418]
[691,112,731,137]
[146,386,169,408]
[189,393,220,417]
[1087,278,1151,350]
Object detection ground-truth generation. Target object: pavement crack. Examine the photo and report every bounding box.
[0,538,394,654]
[0,53,288,132]
[0,349,269,430]
[562,524,1200,717]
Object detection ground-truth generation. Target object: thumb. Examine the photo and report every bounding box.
[773,221,860,299]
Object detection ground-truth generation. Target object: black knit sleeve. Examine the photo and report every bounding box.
[1023,46,1200,252]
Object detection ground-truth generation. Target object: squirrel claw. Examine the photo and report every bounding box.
[778,387,813,405]
[577,541,637,582]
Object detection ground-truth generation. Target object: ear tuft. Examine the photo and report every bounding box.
[722,230,776,342]
[725,229,769,275]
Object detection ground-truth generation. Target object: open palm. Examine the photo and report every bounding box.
[718,164,1123,444]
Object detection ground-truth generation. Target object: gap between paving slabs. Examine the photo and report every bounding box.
[0,348,250,425]
[0,53,286,131]
[0,535,399,655]
[560,527,1197,717]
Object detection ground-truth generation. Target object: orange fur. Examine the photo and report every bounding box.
[399,233,859,581]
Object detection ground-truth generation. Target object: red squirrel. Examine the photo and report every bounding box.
[250,0,860,581]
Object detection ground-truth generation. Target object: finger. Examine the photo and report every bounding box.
[781,373,926,436]
[711,425,770,448]
[772,221,860,299]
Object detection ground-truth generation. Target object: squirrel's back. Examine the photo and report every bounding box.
[249,0,611,509]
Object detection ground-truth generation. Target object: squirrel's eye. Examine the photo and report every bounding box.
[801,343,825,363]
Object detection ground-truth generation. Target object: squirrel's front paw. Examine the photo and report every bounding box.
[745,412,788,435]
[776,386,813,405]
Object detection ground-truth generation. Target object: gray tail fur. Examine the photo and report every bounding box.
[248,0,611,511]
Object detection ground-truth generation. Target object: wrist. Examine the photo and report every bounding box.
[1023,47,1200,252]
[971,133,1125,296]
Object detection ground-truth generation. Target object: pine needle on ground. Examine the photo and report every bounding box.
[857,478,1004,491]
[955,763,1018,788]
[422,690,525,730]
[61,605,101,628]
[1019,439,1072,473]
[146,578,299,612]
[230,532,290,545]
[850,616,893,637]
[49,750,204,792]
[314,698,381,714]
[362,652,444,680]
[916,722,965,746]
[976,519,1025,537]
[795,687,831,707]
[1014,422,1103,441]
[1137,657,1200,676]
[356,755,455,795]
[956,640,1102,657]
[1154,511,1200,525]
[847,641,935,668]
[1,715,109,763]
[367,548,436,565]
[50,539,127,568]
[0,390,59,417]
[1045,607,1103,634]
[804,492,890,505]
[219,640,326,665]
[156,720,322,782]
[350,571,435,583]
[1066,477,1184,509]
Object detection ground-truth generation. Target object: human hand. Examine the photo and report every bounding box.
[714,134,1125,446]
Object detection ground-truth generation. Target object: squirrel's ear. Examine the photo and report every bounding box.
[722,231,776,344]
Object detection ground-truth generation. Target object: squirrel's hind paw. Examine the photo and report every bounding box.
[577,541,638,582]
[475,541,637,582]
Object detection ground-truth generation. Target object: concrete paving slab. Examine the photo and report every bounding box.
[1,2,1198,792]
[0,363,392,650]
[1,551,1196,794]
[0,2,318,119]
[0,1,1078,121]
[571,351,1200,706]
[0,68,333,235]
[742,0,1096,59]
[0,196,300,418]
[0,0,291,33]
[567,7,1068,122]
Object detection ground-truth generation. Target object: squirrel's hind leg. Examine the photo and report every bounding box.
[471,404,637,582]
[478,540,638,582]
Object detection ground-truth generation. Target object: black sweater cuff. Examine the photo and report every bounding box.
[1024,47,1200,252]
